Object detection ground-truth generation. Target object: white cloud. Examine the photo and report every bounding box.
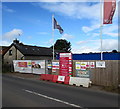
[82,24,100,33]
[73,38,118,53]
[2,29,23,41]
[0,40,11,46]
[38,2,100,20]
[76,40,88,45]
[103,25,118,37]
[102,39,118,51]
[82,23,118,37]
[104,33,118,37]
[2,0,101,2]
[37,32,49,35]
[72,46,99,53]
[27,36,32,39]
[43,38,54,45]
[3,5,15,13]
[76,39,99,45]
[60,33,74,40]
[38,0,100,2]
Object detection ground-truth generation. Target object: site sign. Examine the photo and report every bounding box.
[59,53,72,76]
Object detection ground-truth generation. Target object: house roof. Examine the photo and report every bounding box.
[0,46,9,55]
[9,39,65,56]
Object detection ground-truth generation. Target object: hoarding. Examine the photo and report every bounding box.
[75,62,95,70]
[80,62,87,70]
[13,60,46,74]
[52,62,59,69]
[13,60,32,73]
[52,61,59,73]
[96,61,106,68]
[90,62,95,68]
[76,70,90,78]
[76,62,81,70]
[32,60,46,74]
[59,53,72,76]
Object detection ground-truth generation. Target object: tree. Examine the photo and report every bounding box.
[112,49,118,53]
[50,39,71,52]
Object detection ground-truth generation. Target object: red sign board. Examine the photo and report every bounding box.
[18,62,27,67]
[59,53,72,76]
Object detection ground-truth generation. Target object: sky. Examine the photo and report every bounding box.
[1,0,119,53]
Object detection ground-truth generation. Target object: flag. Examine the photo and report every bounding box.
[103,0,116,24]
[54,18,64,34]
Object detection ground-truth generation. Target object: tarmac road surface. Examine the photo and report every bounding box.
[2,74,119,108]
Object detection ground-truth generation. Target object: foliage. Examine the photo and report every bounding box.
[112,50,118,53]
[51,39,71,52]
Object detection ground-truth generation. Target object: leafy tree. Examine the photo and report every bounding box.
[112,50,118,53]
[50,39,71,52]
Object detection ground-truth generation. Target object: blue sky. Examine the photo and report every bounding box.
[1,0,119,53]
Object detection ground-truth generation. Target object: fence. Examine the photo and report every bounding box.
[2,64,14,73]
[73,60,119,87]
[52,60,119,87]
[57,53,120,60]
[3,59,119,87]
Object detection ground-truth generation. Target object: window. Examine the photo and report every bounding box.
[9,50,12,55]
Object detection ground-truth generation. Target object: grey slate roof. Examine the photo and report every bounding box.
[12,40,65,56]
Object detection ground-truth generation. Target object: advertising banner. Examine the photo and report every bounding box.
[90,62,95,68]
[76,70,90,78]
[76,62,81,70]
[13,60,32,73]
[32,60,46,74]
[52,62,59,73]
[18,62,27,67]
[59,53,72,76]
[13,60,46,74]
[80,62,87,70]
[52,62,59,69]
[48,64,52,69]
[96,61,106,68]
[75,62,95,70]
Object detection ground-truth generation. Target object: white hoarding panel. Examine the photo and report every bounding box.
[90,62,95,68]
[80,62,87,70]
[32,60,46,74]
[76,62,81,70]
[52,62,59,69]
[96,61,106,68]
[13,60,32,73]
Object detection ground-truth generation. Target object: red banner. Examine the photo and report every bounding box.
[59,53,72,76]
[18,62,27,67]
[103,0,116,24]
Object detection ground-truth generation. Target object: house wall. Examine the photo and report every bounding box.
[24,56,52,60]
[4,45,24,65]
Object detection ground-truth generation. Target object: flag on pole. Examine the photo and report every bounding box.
[103,0,116,24]
[54,18,64,34]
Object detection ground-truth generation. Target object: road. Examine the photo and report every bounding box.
[2,74,119,108]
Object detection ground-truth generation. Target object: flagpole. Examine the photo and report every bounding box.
[52,14,55,60]
[100,0,103,60]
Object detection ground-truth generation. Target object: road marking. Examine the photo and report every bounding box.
[23,89,83,108]
[11,75,25,79]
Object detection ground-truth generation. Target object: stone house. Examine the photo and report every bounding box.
[3,39,63,65]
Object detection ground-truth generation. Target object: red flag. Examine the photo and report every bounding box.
[103,0,116,24]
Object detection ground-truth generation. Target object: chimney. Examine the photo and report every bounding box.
[13,38,19,44]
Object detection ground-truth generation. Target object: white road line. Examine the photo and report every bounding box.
[23,89,83,108]
[11,76,25,79]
